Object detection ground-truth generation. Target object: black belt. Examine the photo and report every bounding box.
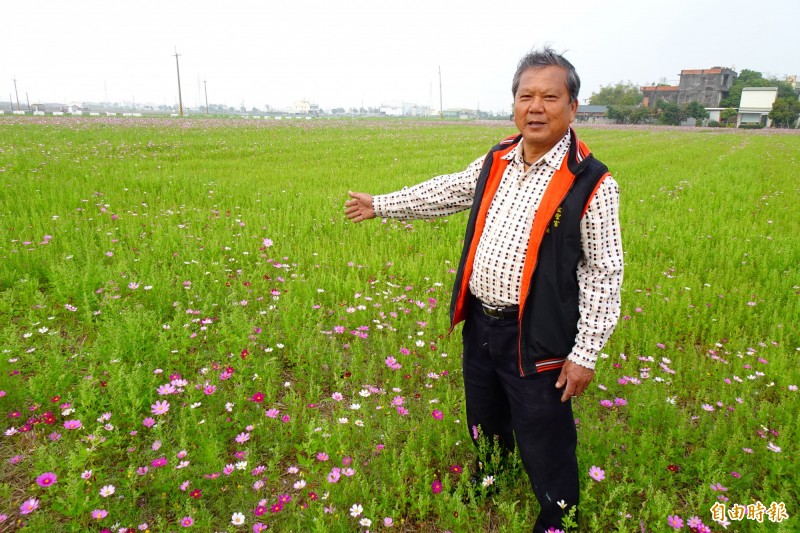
[480,302,519,320]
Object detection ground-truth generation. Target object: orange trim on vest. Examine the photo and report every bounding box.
[514,160,580,376]
[450,143,518,326]
[582,172,611,218]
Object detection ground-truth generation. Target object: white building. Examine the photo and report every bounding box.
[292,100,319,115]
[737,87,778,127]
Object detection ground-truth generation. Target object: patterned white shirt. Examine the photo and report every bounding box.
[372,131,623,369]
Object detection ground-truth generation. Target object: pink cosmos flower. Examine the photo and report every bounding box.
[600,399,613,408]
[235,432,250,444]
[431,409,443,420]
[36,472,57,487]
[63,420,82,430]
[687,516,704,528]
[157,383,176,395]
[316,452,329,461]
[92,509,108,519]
[19,498,39,515]
[181,516,194,527]
[265,408,279,418]
[151,400,170,415]
[667,515,684,529]
[151,457,168,468]
[253,523,267,532]
[142,417,156,428]
[588,466,605,481]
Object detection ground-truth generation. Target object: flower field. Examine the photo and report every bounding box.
[0,117,797,532]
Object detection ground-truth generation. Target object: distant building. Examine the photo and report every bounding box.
[642,67,736,110]
[292,100,319,115]
[442,108,478,119]
[737,87,778,127]
[379,102,432,117]
[575,104,611,124]
[677,68,737,107]
[641,85,679,109]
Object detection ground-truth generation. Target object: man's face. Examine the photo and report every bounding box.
[513,66,578,159]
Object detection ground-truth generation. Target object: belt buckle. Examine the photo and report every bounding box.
[481,303,508,320]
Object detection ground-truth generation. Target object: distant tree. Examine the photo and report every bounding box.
[769,97,800,128]
[589,82,643,106]
[720,108,738,127]
[720,69,796,108]
[684,101,709,122]
[628,106,652,124]
[655,100,687,125]
[606,104,651,124]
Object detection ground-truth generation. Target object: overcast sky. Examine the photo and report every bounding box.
[2,0,797,112]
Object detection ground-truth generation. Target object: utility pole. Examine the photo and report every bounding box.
[13,77,20,111]
[173,47,184,117]
[203,79,209,114]
[438,66,443,120]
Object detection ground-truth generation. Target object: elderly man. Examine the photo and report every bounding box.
[345,48,623,532]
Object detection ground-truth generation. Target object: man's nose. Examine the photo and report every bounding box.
[527,96,545,112]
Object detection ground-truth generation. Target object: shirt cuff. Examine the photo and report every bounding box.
[567,349,597,371]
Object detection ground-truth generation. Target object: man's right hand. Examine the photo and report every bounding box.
[344,191,375,223]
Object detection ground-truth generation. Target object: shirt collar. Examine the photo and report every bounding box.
[502,130,571,170]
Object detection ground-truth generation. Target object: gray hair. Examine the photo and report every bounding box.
[511,48,581,103]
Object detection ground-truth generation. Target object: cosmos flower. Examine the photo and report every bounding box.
[35,472,57,487]
[588,466,605,481]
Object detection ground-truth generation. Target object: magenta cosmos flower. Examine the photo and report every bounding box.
[36,472,57,487]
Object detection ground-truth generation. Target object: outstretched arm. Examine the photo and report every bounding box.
[344,191,375,223]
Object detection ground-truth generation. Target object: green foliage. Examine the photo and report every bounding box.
[720,69,796,108]
[607,105,651,124]
[655,100,688,125]
[721,107,738,126]
[589,82,643,106]
[769,97,800,128]
[684,101,710,120]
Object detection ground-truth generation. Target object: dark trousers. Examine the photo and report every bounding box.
[462,296,579,532]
